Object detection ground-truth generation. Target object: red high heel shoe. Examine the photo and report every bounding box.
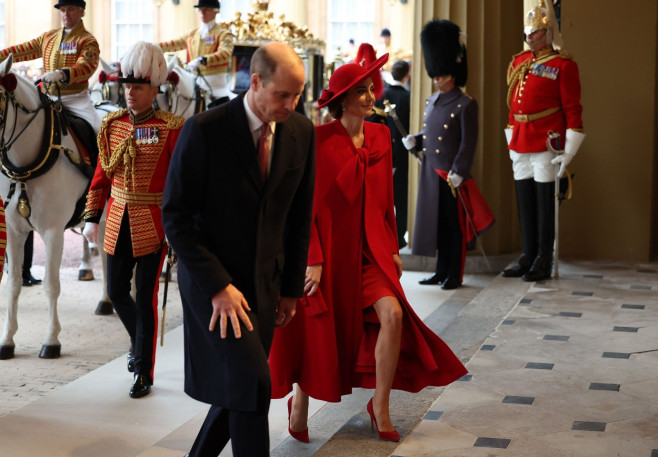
[366,398,400,442]
[287,396,310,443]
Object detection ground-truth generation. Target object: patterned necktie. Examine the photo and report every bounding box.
[258,122,270,178]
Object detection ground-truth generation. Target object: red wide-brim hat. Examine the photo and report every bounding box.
[317,52,389,109]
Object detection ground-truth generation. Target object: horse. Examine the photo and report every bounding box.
[156,55,233,119]
[89,58,125,108]
[0,54,97,359]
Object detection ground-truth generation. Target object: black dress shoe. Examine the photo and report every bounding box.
[22,275,42,287]
[129,374,152,398]
[522,256,552,282]
[501,254,533,278]
[441,278,461,290]
[419,273,447,285]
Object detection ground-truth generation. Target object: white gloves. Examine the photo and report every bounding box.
[504,128,513,146]
[448,171,463,189]
[42,70,66,83]
[551,129,586,178]
[83,222,99,244]
[402,134,417,150]
[186,57,204,72]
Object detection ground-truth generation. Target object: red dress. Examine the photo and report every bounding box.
[269,120,467,402]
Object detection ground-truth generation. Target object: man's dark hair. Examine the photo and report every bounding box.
[391,60,410,82]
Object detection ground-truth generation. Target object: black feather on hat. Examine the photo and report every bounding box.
[420,19,468,87]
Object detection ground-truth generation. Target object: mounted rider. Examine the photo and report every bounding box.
[83,42,185,399]
[0,0,101,133]
[158,0,235,107]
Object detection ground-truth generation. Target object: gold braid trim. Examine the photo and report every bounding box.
[98,108,130,179]
[505,49,572,110]
[155,110,185,130]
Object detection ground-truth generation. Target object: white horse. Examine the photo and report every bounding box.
[89,58,125,108]
[0,55,96,359]
[156,55,233,119]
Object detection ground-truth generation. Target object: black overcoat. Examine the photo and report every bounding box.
[162,94,315,411]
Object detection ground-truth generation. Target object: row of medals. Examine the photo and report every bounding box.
[135,127,160,145]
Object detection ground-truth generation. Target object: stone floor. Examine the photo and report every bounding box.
[0,232,656,457]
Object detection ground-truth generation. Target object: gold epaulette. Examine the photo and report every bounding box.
[155,110,185,130]
[97,108,129,160]
[558,49,573,60]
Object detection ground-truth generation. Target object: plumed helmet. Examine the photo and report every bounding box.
[420,19,468,87]
[524,0,563,48]
[119,42,168,88]
[54,0,86,8]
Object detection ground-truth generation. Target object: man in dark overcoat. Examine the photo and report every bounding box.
[162,42,315,457]
[403,20,492,290]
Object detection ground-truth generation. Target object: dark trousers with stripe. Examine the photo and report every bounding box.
[107,215,165,381]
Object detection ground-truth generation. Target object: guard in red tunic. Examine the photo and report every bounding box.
[0,0,101,132]
[83,42,184,398]
[502,0,585,281]
[158,0,234,104]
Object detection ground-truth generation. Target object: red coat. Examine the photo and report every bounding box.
[507,49,583,153]
[85,109,183,257]
[269,120,467,402]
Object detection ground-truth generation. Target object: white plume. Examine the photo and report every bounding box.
[120,41,167,87]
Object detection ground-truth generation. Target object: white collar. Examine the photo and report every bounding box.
[199,20,216,38]
[244,92,274,137]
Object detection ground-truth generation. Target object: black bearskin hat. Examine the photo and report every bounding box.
[420,19,468,87]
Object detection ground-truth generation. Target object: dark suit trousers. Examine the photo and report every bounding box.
[107,215,165,381]
[436,178,463,280]
[188,324,272,457]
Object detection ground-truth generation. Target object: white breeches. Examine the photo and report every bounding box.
[509,150,556,183]
[50,92,102,133]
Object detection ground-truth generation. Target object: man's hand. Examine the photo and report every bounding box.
[393,253,403,278]
[43,70,66,83]
[186,57,205,72]
[83,222,99,244]
[303,264,322,296]
[402,134,416,150]
[210,284,253,339]
[275,297,297,327]
[448,171,463,189]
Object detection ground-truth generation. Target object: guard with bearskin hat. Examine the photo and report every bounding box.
[402,19,494,290]
[502,0,585,282]
[158,0,234,105]
[0,0,102,132]
[83,42,185,399]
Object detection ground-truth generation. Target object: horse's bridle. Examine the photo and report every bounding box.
[0,80,45,156]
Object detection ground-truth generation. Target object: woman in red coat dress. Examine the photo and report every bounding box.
[269,44,467,442]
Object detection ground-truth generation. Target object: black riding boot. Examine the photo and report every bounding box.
[502,179,537,277]
[523,181,555,282]
[22,231,42,286]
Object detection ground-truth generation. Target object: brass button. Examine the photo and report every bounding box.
[423,123,426,127]
[457,104,462,108]
[438,136,443,141]
[425,100,429,105]
[423,147,427,151]
[450,113,455,118]
[444,124,449,129]
[435,149,440,154]
[422,135,427,139]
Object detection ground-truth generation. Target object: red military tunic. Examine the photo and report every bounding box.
[507,48,583,153]
[159,23,233,76]
[85,109,184,257]
[0,21,99,96]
